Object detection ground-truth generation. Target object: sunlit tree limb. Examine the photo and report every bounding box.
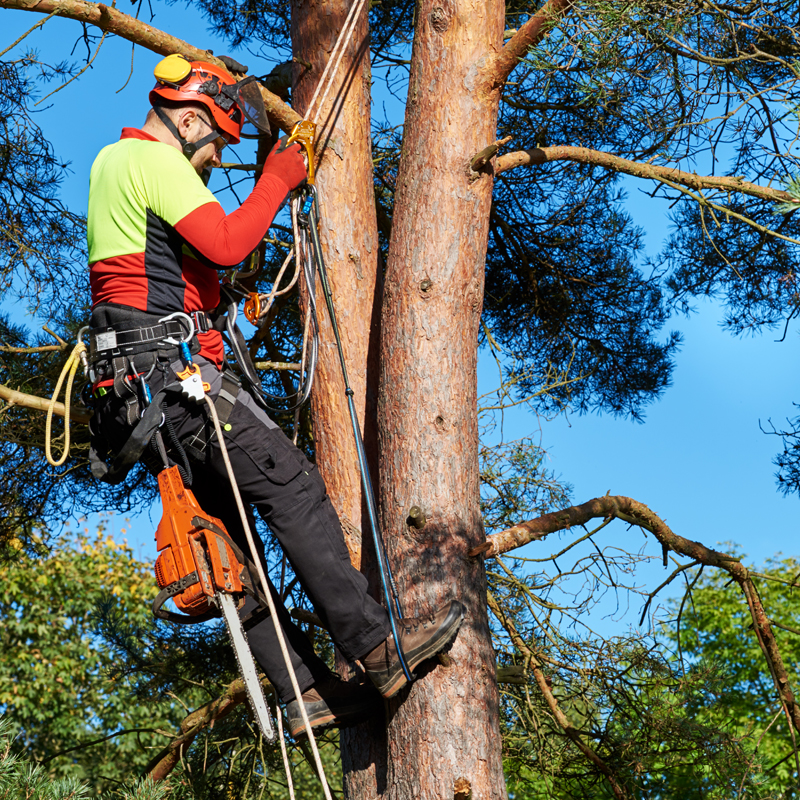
[485,0,574,89]
[0,0,302,132]
[473,494,800,738]
[0,383,91,423]
[494,144,796,205]
[145,675,274,782]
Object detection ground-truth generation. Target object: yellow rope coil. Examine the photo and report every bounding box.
[45,342,87,467]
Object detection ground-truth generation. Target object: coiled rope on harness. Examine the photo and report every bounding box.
[45,331,89,467]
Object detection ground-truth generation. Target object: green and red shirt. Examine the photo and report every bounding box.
[89,128,289,365]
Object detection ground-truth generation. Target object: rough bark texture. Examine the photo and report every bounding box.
[372,0,507,793]
[290,0,380,565]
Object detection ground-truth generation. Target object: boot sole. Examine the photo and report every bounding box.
[288,699,375,739]
[371,601,465,699]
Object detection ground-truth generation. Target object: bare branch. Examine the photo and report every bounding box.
[488,590,634,800]
[473,495,800,737]
[145,675,274,782]
[494,145,795,205]
[0,384,91,423]
[0,344,63,353]
[483,0,574,90]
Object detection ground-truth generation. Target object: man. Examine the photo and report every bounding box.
[86,54,464,737]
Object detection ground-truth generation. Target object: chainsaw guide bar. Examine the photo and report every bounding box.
[218,591,276,742]
[152,466,277,742]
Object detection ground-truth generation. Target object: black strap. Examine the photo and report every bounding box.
[90,382,181,484]
[151,571,218,624]
[89,313,213,361]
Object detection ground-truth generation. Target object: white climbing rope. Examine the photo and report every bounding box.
[304,0,370,122]
[202,394,333,800]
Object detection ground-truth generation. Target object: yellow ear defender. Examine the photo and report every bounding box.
[154,54,193,85]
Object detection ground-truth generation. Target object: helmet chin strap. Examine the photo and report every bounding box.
[153,106,220,161]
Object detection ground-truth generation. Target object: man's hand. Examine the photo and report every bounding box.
[261,138,308,192]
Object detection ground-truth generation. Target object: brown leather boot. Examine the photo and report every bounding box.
[361,600,465,698]
[286,674,381,739]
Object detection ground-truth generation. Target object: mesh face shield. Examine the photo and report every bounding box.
[207,76,271,139]
[236,78,271,139]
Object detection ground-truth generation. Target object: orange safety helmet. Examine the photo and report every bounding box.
[150,54,244,145]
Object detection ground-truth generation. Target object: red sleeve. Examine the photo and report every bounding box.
[173,173,290,267]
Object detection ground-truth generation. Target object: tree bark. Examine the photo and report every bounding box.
[373,0,507,793]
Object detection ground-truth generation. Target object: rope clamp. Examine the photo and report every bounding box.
[286,119,318,186]
[176,362,211,403]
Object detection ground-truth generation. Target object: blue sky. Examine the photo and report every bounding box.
[3,4,799,612]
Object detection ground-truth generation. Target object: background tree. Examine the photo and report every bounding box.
[2,0,800,798]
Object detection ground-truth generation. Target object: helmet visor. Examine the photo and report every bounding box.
[235,77,271,139]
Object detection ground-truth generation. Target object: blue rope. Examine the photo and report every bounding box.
[303,187,413,684]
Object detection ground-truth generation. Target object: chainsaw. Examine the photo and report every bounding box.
[151,465,276,742]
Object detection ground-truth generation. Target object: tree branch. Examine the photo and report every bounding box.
[473,495,800,737]
[493,145,795,205]
[0,384,92,423]
[0,0,302,133]
[488,591,634,800]
[483,0,573,90]
[144,675,274,782]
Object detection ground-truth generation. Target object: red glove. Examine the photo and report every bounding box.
[261,138,307,192]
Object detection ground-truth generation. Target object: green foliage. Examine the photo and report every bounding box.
[0,523,339,798]
[0,523,192,792]
[661,554,800,798]
[0,715,171,800]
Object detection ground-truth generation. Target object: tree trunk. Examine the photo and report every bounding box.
[373,0,507,794]
[290,0,380,565]
[292,0,506,793]
[289,3,393,794]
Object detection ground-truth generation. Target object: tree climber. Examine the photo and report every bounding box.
[85,55,464,737]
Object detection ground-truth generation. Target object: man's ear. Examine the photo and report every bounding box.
[177,108,197,137]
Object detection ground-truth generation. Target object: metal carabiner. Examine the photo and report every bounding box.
[159,312,196,346]
[76,325,91,379]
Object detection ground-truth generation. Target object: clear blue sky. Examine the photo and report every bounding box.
[4,4,798,587]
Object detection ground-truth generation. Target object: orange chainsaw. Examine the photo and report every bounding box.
[151,465,276,741]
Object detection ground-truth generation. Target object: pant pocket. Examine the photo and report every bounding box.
[257,427,306,486]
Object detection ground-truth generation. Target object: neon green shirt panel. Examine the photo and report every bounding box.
[87,138,218,263]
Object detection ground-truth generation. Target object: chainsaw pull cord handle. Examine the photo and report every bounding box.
[299,185,413,685]
[202,394,333,800]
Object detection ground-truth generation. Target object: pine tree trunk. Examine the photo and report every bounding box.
[293,0,507,793]
[290,0,380,561]
[373,0,508,793]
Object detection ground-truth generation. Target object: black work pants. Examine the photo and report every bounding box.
[96,356,390,701]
